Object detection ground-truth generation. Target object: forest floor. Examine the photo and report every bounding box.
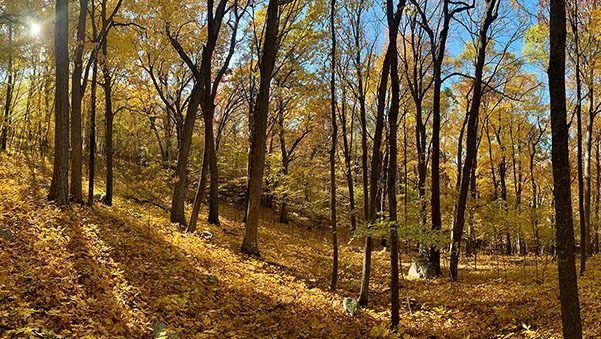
[2,154,601,338]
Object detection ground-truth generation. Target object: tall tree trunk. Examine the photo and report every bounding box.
[1,22,13,151]
[340,88,357,231]
[329,0,338,291]
[428,0,468,276]
[241,0,280,256]
[386,0,404,329]
[48,0,70,205]
[277,101,290,224]
[70,0,88,203]
[359,48,390,306]
[352,6,370,223]
[594,136,600,253]
[169,0,231,226]
[570,7,586,274]
[416,100,428,244]
[549,0,583,335]
[450,0,499,281]
[583,91,595,257]
[170,85,202,224]
[100,3,114,206]
[87,59,98,206]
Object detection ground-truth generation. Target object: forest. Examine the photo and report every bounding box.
[0,0,600,337]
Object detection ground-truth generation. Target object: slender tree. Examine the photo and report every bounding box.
[329,0,338,291]
[241,0,281,255]
[98,0,124,206]
[358,0,403,306]
[386,0,406,329]
[449,0,499,281]
[87,0,99,206]
[548,0,583,336]
[70,0,89,203]
[411,0,472,275]
[88,59,98,206]
[1,21,13,151]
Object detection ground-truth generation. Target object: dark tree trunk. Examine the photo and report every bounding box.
[359,48,390,306]
[329,0,338,291]
[583,91,595,257]
[340,90,357,231]
[450,0,499,281]
[1,22,13,151]
[202,105,220,225]
[100,2,114,206]
[386,0,404,329]
[87,59,98,206]
[549,0,583,335]
[170,0,233,227]
[48,0,70,205]
[277,100,290,224]
[351,5,370,223]
[595,137,600,254]
[241,0,280,256]
[422,0,472,276]
[70,0,88,203]
[188,148,209,232]
[429,6,447,277]
[569,7,586,274]
[530,137,539,254]
[170,85,201,224]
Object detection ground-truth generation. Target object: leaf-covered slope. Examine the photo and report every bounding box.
[2,154,601,338]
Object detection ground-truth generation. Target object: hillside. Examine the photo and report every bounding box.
[1,155,601,338]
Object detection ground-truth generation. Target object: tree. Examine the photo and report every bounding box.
[0,20,13,151]
[358,0,403,307]
[386,0,406,329]
[329,0,339,292]
[449,0,500,281]
[70,0,88,203]
[99,0,124,206]
[339,0,375,225]
[241,0,281,256]
[548,0,583,336]
[48,0,70,205]
[167,0,243,228]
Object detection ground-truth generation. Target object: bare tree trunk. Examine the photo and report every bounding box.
[386,0,404,329]
[359,47,390,306]
[549,0,583,335]
[340,88,357,231]
[329,0,338,291]
[170,85,201,224]
[569,6,586,274]
[87,58,98,206]
[100,2,114,206]
[202,105,220,225]
[169,0,235,226]
[595,136,600,254]
[417,0,471,276]
[583,91,595,257]
[188,148,209,232]
[69,0,88,203]
[450,0,499,281]
[1,22,14,152]
[277,100,290,224]
[48,0,70,205]
[241,0,280,256]
[351,4,370,223]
